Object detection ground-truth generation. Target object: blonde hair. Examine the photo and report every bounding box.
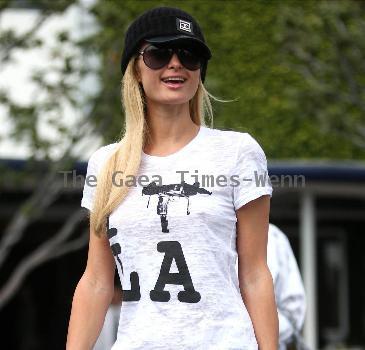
[90,56,219,237]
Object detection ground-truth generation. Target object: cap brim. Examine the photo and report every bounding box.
[145,35,211,59]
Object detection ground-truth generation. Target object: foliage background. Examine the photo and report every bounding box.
[87,0,365,160]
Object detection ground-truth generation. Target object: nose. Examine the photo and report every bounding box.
[167,52,182,69]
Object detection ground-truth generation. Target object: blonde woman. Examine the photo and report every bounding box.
[66,6,278,350]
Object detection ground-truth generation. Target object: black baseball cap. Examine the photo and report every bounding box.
[121,6,212,82]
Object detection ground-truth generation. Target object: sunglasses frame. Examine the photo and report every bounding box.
[138,44,202,71]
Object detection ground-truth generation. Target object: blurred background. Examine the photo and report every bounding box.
[0,0,364,349]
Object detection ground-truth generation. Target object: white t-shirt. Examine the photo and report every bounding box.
[81,125,273,350]
[93,304,121,350]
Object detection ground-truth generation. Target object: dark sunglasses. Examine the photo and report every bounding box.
[138,44,202,71]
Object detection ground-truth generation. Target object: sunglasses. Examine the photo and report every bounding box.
[138,44,202,71]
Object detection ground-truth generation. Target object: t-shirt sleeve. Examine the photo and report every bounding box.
[232,133,273,210]
[81,150,100,211]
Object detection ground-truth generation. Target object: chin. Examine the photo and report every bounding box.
[165,100,191,106]
[156,95,192,105]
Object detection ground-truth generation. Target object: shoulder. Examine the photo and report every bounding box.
[85,143,119,176]
[88,142,119,164]
[203,126,249,141]
[202,126,260,152]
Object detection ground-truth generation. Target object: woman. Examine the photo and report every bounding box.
[67,6,278,350]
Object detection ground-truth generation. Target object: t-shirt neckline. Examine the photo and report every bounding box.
[142,125,206,162]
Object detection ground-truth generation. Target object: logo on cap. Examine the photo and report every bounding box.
[178,19,192,33]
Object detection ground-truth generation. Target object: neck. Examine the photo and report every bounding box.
[143,100,199,154]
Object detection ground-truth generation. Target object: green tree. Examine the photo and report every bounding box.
[88,0,364,159]
[276,0,365,153]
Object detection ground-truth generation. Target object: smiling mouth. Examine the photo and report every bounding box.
[161,77,187,85]
[162,80,184,86]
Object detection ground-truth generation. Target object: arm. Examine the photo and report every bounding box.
[236,195,279,350]
[66,227,117,350]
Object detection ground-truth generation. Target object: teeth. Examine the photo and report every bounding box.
[162,77,185,83]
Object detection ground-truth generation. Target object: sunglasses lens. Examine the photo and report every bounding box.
[143,46,171,69]
[141,45,202,71]
[178,48,201,71]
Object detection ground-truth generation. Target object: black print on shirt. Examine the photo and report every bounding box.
[122,271,141,302]
[106,216,141,302]
[107,226,124,274]
[142,181,212,233]
[106,221,199,303]
[150,241,201,303]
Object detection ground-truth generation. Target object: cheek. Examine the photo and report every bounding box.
[190,69,200,84]
[140,71,158,92]
[188,72,200,94]
[142,81,160,100]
